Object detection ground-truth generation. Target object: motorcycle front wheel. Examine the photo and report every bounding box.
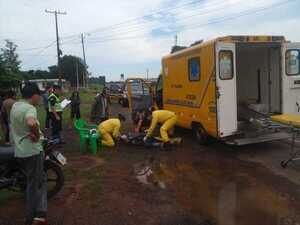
[45,160,64,198]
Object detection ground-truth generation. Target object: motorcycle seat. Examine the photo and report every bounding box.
[0,146,15,161]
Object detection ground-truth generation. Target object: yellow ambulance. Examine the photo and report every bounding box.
[153,36,300,145]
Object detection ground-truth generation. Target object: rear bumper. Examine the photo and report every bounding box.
[224,131,291,145]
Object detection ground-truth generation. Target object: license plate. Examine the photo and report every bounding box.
[55,152,67,165]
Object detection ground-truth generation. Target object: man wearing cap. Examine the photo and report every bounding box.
[48,85,63,141]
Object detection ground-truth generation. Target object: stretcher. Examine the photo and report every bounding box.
[271,114,300,168]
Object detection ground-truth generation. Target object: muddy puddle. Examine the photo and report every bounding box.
[135,152,300,225]
[134,159,168,190]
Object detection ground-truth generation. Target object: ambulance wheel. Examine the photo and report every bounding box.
[193,125,209,145]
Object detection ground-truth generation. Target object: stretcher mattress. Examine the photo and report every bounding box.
[271,114,300,128]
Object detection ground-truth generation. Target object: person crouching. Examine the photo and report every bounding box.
[98,114,126,147]
[145,109,177,143]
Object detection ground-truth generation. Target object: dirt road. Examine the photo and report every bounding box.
[1,103,300,225]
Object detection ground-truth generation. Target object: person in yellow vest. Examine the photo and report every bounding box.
[98,113,126,147]
[145,109,177,143]
[48,85,63,141]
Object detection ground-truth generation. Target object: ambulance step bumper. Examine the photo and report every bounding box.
[225,132,291,146]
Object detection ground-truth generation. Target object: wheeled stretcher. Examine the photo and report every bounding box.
[271,114,300,168]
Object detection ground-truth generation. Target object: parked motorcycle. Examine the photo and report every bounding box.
[0,138,66,198]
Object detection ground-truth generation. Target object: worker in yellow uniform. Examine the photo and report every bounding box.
[98,114,126,147]
[145,109,177,143]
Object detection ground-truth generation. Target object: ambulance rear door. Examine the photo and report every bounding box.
[282,43,300,114]
[216,42,238,138]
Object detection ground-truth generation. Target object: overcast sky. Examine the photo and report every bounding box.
[1,0,299,81]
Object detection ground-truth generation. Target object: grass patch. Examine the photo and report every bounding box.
[36,88,98,130]
[0,88,98,142]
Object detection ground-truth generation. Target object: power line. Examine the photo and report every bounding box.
[7,0,295,57]
[85,0,244,42]
[19,40,56,52]
[9,0,217,48]
[20,0,295,72]
[60,37,81,46]
[60,0,213,40]
[80,0,276,43]
[81,33,87,88]
[16,0,285,52]
[175,0,296,33]
[86,0,221,34]
[15,0,203,51]
[82,0,295,45]
[80,0,285,44]
[89,0,230,36]
[21,41,56,64]
[21,54,56,57]
[18,36,79,52]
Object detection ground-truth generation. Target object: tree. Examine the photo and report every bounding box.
[59,55,87,87]
[1,39,21,73]
[0,40,21,89]
[48,65,59,78]
[18,54,88,88]
[20,69,52,80]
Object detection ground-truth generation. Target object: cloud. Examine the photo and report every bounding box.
[1,0,299,80]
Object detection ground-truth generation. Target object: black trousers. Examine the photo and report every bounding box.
[18,153,47,224]
[71,106,81,120]
[45,108,51,129]
[3,118,9,143]
[50,112,62,139]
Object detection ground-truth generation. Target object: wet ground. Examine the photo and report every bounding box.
[1,103,300,225]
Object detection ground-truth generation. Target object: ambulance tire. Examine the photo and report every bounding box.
[193,125,209,145]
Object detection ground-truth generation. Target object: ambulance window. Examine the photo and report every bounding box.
[286,50,300,75]
[219,51,233,80]
[188,57,200,81]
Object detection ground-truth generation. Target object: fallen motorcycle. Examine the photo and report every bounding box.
[0,138,66,198]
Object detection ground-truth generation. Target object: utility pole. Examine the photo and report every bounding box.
[76,61,79,91]
[45,9,67,85]
[82,71,85,89]
[174,34,178,46]
[81,33,88,88]
[146,68,149,80]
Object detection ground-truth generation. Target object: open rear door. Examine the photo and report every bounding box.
[125,78,152,120]
[216,42,237,138]
[282,43,300,114]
